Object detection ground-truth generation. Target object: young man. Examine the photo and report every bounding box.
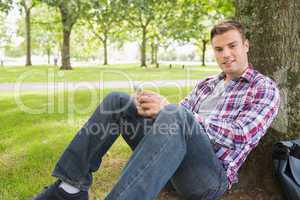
[31,20,280,200]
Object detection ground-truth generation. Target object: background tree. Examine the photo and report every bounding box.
[19,0,38,66]
[31,4,61,64]
[148,26,160,66]
[122,0,155,67]
[85,0,124,65]
[170,0,234,66]
[43,0,90,70]
[232,0,300,197]
[122,0,176,67]
[0,12,7,66]
[70,22,101,61]
[15,4,60,64]
[146,0,179,66]
[0,2,13,66]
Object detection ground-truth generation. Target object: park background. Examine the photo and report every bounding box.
[0,0,299,200]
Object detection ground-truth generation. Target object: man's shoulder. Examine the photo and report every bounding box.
[251,69,278,89]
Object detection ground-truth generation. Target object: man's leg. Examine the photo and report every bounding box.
[52,92,153,191]
[169,113,228,200]
[104,104,228,200]
[31,92,153,200]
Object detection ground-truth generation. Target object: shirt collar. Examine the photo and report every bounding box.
[215,64,255,84]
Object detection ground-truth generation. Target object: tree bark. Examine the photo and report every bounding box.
[231,0,300,198]
[47,48,50,65]
[236,0,300,137]
[150,42,158,65]
[154,43,158,65]
[140,26,147,67]
[201,39,207,66]
[103,33,108,65]
[25,9,32,66]
[60,28,72,70]
[59,2,74,70]
[151,42,155,64]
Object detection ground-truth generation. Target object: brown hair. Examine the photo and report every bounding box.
[210,20,246,41]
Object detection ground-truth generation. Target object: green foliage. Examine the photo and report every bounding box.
[0,12,8,46]
[19,0,38,12]
[0,0,12,13]
[122,0,177,38]
[30,4,61,56]
[80,0,129,63]
[15,3,61,57]
[4,45,25,57]
[121,0,180,66]
[43,0,90,30]
[88,0,129,43]
[1,0,235,62]
[170,0,235,43]
[70,23,101,59]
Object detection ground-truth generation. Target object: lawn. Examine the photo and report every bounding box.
[0,87,191,200]
[0,64,220,83]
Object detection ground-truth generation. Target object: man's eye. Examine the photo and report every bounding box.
[230,44,236,48]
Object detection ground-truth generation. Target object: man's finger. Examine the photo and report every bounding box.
[138,95,157,104]
[140,102,156,110]
[136,106,146,116]
[143,109,156,118]
[140,91,157,96]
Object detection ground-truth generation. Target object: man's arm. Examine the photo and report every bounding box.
[194,80,280,150]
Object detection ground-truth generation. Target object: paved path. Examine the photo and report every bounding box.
[0,80,198,92]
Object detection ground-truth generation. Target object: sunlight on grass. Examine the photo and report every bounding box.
[0,64,220,83]
[0,87,191,200]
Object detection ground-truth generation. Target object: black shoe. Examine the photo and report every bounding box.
[30,181,88,200]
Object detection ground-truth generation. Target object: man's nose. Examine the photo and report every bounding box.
[222,47,231,58]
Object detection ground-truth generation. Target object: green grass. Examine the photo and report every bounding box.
[0,87,191,200]
[0,64,220,83]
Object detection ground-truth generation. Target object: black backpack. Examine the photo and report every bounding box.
[272,139,300,200]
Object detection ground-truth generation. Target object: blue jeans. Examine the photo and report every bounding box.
[52,92,228,200]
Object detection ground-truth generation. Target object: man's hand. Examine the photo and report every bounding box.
[134,91,170,118]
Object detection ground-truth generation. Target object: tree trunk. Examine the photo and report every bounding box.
[236,0,300,140]
[201,40,207,66]
[60,28,72,70]
[47,48,50,65]
[150,41,158,65]
[25,9,32,66]
[230,0,300,198]
[103,34,108,65]
[59,1,77,70]
[154,43,158,65]
[140,26,147,67]
[151,42,155,65]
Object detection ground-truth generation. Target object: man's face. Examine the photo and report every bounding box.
[212,29,249,81]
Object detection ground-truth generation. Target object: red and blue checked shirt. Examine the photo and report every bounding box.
[180,66,280,189]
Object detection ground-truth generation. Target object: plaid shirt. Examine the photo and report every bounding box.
[180,66,280,189]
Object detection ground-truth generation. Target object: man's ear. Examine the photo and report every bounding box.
[244,39,250,52]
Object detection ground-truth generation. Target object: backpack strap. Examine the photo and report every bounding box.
[273,142,300,160]
[273,142,290,160]
[290,143,300,159]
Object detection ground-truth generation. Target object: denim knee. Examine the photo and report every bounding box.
[159,104,188,122]
[101,92,133,112]
[154,105,189,136]
[105,91,128,102]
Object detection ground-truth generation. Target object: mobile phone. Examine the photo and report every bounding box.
[134,85,143,93]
